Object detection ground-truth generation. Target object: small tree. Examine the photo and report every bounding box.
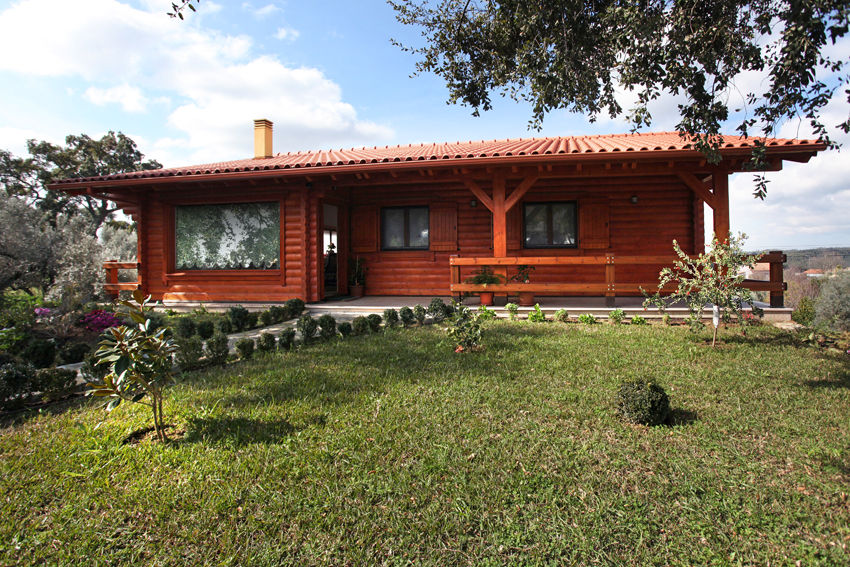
[644,233,762,347]
[88,291,177,442]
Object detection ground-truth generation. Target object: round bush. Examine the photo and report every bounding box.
[383,309,400,328]
[0,362,36,409]
[59,341,91,365]
[351,316,369,336]
[235,338,255,360]
[174,316,197,338]
[205,333,230,366]
[269,305,287,323]
[317,314,338,340]
[278,328,296,350]
[228,306,250,332]
[413,305,426,325]
[427,298,448,322]
[246,311,259,330]
[366,314,383,333]
[196,318,215,340]
[22,339,56,369]
[285,298,306,318]
[792,297,816,327]
[217,317,233,334]
[34,367,79,401]
[175,336,204,370]
[260,310,274,327]
[616,379,671,426]
[338,321,353,337]
[399,306,415,327]
[258,332,277,352]
[297,314,318,343]
[815,272,850,331]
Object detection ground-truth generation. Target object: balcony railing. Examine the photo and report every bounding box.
[103,260,140,299]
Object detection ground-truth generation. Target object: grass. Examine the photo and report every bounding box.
[1,322,849,565]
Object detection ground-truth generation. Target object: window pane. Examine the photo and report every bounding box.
[382,208,405,249]
[551,203,576,246]
[524,204,548,247]
[175,202,279,270]
[408,207,429,248]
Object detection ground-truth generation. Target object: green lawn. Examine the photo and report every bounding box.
[1,322,849,565]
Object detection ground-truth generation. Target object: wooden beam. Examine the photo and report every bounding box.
[678,172,716,209]
[462,179,495,212]
[492,174,507,257]
[504,175,538,212]
[712,171,730,243]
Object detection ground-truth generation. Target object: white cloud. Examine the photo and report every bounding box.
[274,26,299,41]
[85,84,149,112]
[255,3,280,16]
[0,0,392,165]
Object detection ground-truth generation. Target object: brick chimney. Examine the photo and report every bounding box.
[254,118,273,159]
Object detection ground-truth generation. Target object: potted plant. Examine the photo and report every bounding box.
[511,264,536,306]
[349,257,366,298]
[464,265,504,306]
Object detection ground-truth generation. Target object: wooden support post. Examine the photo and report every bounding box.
[105,260,119,300]
[712,171,730,243]
[450,256,461,300]
[769,250,785,308]
[605,253,615,307]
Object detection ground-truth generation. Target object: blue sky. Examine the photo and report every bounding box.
[0,0,848,250]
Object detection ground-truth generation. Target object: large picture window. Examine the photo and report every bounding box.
[175,202,280,270]
[523,202,577,248]
[381,206,429,250]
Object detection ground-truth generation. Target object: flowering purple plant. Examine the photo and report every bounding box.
[78,309,124,333]
[34,307,53,317]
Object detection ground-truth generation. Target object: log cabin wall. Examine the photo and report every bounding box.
[137,184,311,303]
[348,174,698,297]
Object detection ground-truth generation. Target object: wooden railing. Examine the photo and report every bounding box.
[103,260,140,299]
[449,251,787,307]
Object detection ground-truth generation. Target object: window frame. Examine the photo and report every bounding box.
[380,205,430,251]
[522,201,578,249]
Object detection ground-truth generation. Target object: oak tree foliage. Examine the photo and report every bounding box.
[390,0,849,198]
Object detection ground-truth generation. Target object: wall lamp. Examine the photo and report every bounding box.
[630,195,639,204]
[470,199,478,208]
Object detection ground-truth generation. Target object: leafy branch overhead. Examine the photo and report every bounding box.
[390,0,849,197]
[167,0,200,20]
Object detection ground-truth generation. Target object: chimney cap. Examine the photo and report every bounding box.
[254,118,273,159]
[254,118,273,127]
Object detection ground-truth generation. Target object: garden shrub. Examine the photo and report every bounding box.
[196,318,215,340]
[285,298,306,318]
[228,305,250,332]
[297,314,318,343]
[427,298,448,322]
[791,296,816,327]
[59,341,91,365]
[269,305,287,323]
[145,310,167,332]
[22,338,56,369]
[366,314,383,333]
[814,272,850,331]
[0,362,35,409]
[553,308,569,323]
[505,302,519,320]
[278,328,296,350]
[260,310,274,327]
[399,306,415,327]
[609,309,625,324]
[616,379,671,426]
[477,305,497,320]
[175,336,205,371]
[0,352,18,365]
[317,314,337,340]
[258,332,277,352]
[78,309,123,333]
[630,315,648,325]
[235,338,255,360]
[205,333,230,366]
[528,304,546,323]
[217,317,233,334]
[447,303,482,352]
[79,351,108,383]
[174,316,197,339]
[338,321,353,337]
[383,309,400,328]
[246,311,259,329]
[662,313,672,326]
[34,367,79,401]
[413,304,426,325]
[578,314,597,325]
[352,316,369,336]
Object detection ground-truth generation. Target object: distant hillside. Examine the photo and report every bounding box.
[753,247,850,270]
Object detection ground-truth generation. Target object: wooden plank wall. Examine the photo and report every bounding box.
[347,175,696,296]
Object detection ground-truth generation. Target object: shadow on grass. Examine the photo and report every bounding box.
[719,329,808,349]
[804,369,850,389]
[182,416,300,445]
[666,408,698,427]
[0,393,89,428]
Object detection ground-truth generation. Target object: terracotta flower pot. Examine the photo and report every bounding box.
[350,284,364,298]
[479,291,494,306]
[518,291,535,307]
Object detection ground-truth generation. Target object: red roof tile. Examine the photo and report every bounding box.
[50,131,823,187]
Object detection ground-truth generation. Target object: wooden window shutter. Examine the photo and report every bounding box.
[506,206,522,251]
[351,205,378,253]
[579,198,610,249]
[429,203,457,251]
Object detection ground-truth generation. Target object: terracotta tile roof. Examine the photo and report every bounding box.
[50,131,823,186]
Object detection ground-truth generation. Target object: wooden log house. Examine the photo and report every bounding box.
[50,120,824,307]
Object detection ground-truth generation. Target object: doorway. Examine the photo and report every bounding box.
[323,204,339,296]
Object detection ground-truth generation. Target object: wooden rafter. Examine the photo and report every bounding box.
[504,175,538,212]
[677,172,716,209]
[462,179,495,211]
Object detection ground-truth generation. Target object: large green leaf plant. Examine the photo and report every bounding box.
[88,291,177,442]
